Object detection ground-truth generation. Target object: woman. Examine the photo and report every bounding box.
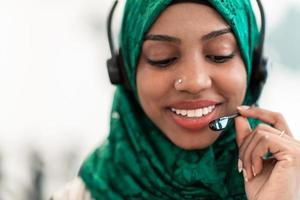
[52,0,300,199]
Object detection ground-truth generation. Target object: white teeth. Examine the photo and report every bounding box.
[170,105,216,118]
[195,109,203,117]
[208,106,212,112]
[203,107,208,115]
[187,110,195,117]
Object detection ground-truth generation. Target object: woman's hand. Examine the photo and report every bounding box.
[235,106,300,200]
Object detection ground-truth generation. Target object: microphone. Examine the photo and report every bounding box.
[209,113,240,131]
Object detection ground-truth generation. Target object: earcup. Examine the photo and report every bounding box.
[249,49,268,103]
[107,55,122,84]
[106,50,131,90]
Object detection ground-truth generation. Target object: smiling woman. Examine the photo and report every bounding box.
[51,0,300,199]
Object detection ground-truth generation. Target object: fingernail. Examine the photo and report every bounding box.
[252,165,256,177]
[238,159,243,173]
[237,105,250,110]
[243,168,248,182]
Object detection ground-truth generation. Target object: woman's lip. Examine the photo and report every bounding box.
[169,100,220,109]
[168,106,217,131]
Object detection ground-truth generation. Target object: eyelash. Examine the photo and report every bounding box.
[206,54,235,63]
[147,53,235,68]
[147,57,177,68]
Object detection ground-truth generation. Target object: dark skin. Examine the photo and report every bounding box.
[137,3,247,150]
[236,106,300,200]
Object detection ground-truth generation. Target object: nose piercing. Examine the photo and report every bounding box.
[174,78,183,89]
[175,78,183,86]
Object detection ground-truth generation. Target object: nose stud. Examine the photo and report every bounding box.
[174,78,183,90]
[175,78,183,85]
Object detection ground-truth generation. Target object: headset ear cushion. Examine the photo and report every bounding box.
[250,49,268,102]
[107,55,122,84]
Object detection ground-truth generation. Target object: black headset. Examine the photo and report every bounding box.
[106,0,131,90]
[106,0,268,103]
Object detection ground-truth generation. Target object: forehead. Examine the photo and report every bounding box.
[146,3,229,37]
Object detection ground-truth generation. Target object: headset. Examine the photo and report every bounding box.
[106,0,268,103]
[106,0,131,89]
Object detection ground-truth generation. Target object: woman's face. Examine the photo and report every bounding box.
[136,3,247,150]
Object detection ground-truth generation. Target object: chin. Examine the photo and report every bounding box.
[169,133,220,150]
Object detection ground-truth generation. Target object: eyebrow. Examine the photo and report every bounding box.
[201,27,232,41]
[144,34,181,44]
[144,27,232,43]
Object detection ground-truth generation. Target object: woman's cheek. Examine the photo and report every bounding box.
[218,64,247,105]
[229,69,247,104]
[136,64,169,115]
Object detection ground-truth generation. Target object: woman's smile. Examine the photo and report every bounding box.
[167,99,220,131]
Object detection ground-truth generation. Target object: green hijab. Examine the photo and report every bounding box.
[79,0,260,199]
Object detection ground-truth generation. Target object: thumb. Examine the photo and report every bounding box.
[235,116,252,147]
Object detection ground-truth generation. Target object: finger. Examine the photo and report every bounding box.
[251,152,264,178]
[250,134,279,164]
[238,130,255,166]
[252,124,300,150]
[240,129,270,181]
[239,123,286,177]
[239,122,296,180]
[248,131,296,178]
[235,116,252,147]
[239,124,278,160]
[254,123,292,140]
[237,106,292,137]
[239,132,256,181]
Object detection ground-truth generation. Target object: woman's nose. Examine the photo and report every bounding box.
[174,58,212,94]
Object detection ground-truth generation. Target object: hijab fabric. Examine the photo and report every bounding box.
[79,0,260,199]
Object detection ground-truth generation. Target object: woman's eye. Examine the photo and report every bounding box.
[206,54,234,63]
[147,57,177,68]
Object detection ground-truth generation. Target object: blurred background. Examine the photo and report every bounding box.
[0,0,299,199]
